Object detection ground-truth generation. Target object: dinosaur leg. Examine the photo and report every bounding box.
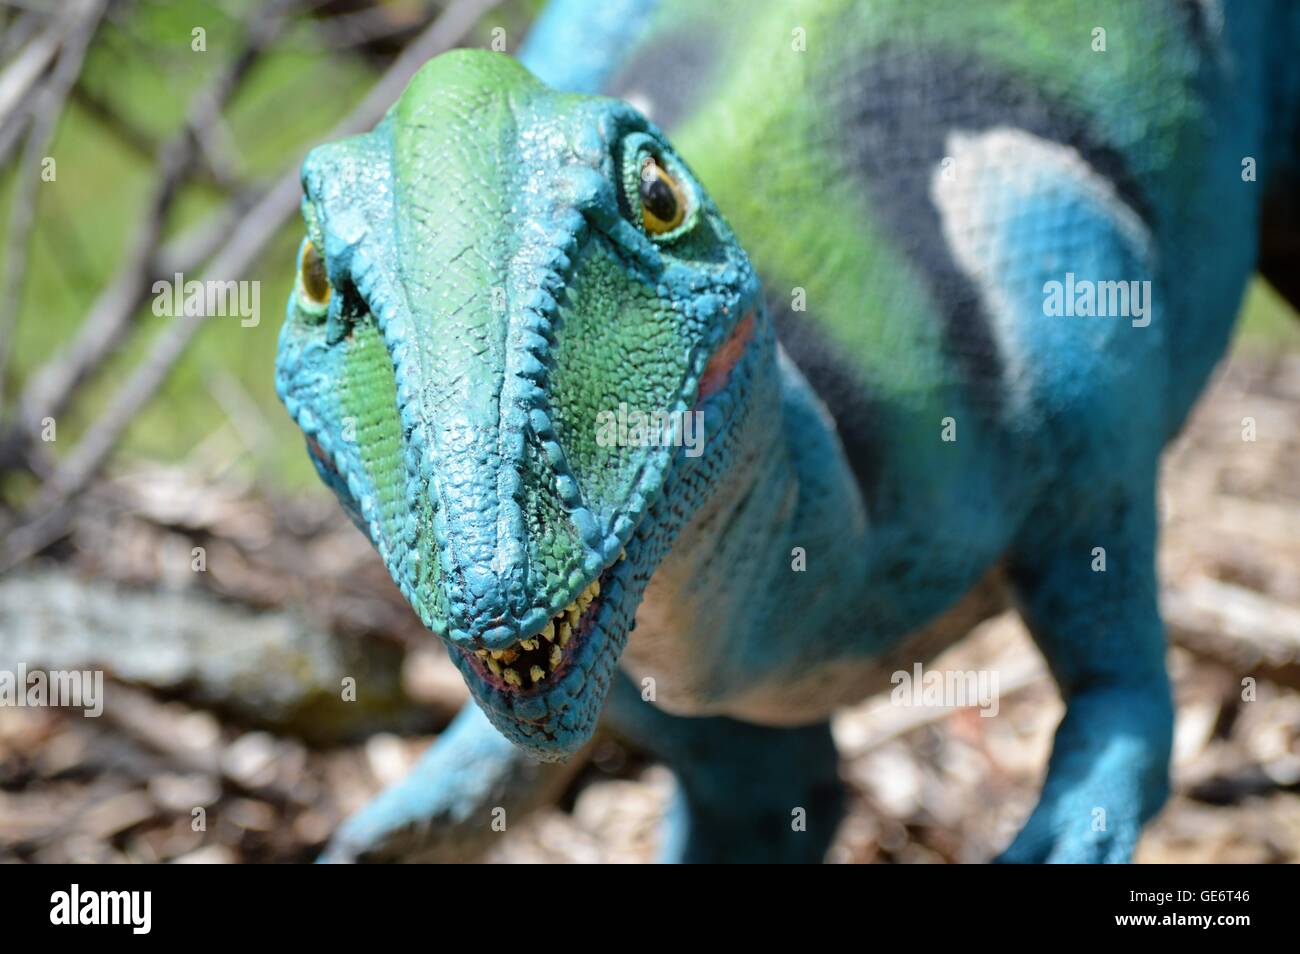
[928,121,1178,862]
[603,674,844,863]
[998,486,1172,863]
[319,699,587,863]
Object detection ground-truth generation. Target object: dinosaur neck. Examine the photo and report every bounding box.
[763,346,873,609]
[704,341,872,604]
[623,340,870,709]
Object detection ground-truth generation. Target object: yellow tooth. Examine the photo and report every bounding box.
[520,638,538,651]
[558,622,571,647]
[487,658,501,676]
[500,648,519,664]
[589,580,600,598]
[475,649,488,658]
[490,650,504,660]
[549,645,563,670]
[620,547,627,560]
[566,605,580,627]
[503,667,521,687]
[540,621,555,643]
[530,666,545,683]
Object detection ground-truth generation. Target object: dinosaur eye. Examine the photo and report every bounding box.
[298,239,331,308]
[638,156,688,235]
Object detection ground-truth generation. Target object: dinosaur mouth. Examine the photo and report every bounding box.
[461,550,626,693]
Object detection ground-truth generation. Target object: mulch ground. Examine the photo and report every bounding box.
[2,351,1297,863]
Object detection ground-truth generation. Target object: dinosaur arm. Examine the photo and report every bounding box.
[320,701,587,863]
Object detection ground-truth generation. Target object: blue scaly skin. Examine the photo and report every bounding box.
[278,1,1300,862]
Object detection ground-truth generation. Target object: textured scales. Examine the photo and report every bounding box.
[279,0,1300,862]
[278,50,758,755]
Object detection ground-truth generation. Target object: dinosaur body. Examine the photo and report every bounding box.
[277,0,1300,862]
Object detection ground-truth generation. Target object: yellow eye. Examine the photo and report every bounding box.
[299,239,331,307]
[638,157,688,235]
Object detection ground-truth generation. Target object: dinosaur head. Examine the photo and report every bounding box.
[275,49,763,760]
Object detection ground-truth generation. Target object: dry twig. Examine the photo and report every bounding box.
[0,0,107,411]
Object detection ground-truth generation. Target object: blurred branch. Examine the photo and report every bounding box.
[308,1,438,51]
[0,10,46,61]
[0,0,106,411]
[1166,575,1300,690]
[0,0,502,570]
[69,81,237,191]
[0,0,299,456]
[0,14,64,160]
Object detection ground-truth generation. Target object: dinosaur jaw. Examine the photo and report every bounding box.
[447,312,758,718]
[445,546,640,760]
[459,550,626,693]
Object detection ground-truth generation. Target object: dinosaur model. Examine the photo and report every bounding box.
[276,0,1300,862]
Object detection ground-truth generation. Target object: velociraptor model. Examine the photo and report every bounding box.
[276,0,1300,862]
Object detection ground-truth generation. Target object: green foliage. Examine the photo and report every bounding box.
[1235,277,1300,351]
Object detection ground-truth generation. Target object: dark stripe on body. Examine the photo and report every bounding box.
[766,292,886,505]
[830,49,1152,412]
[603,26,724,134]
[1175,0,1213,54]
